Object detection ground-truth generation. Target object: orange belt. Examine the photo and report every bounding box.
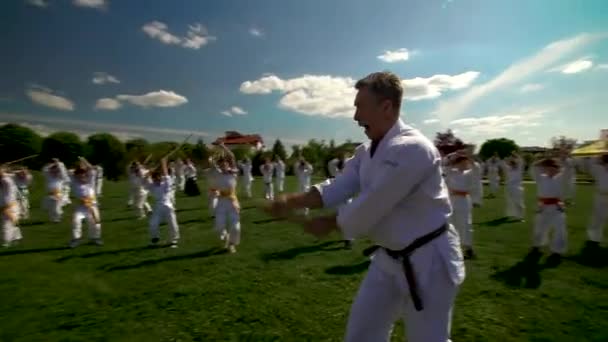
[48,189,62,199]
[2,202,18,223]
[450,189,469,196]
[538,197,562,205]
[80,196,100,223]
[218,189,240,209]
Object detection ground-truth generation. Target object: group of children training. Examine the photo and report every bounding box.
[442,148,608,263]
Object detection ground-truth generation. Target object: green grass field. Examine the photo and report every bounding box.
[1,175,607,342]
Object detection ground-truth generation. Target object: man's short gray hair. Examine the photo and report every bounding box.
[355,71,403,110]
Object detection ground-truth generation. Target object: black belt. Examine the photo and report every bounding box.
[362,223,448,312]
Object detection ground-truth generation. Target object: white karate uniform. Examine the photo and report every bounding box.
[57,162,71,206]
[146,176,179,244]
[133,169,152,219]
[1,175,22,247]
[95,165,103,197]
[209,168,241,246]
[127,166,137,206]
[501,158,525,220]
[175,160,186,192]
[70,171,101,242]
[295,162,313,216]
[445,167,474,248]
[14,174,32,220]
[238,161,253,198]
[328,158,340,179]
[486,160,500,195]
[183,163,197,180]
[587,161,608,242]
[43,165,67,223]
[313,118,465,342]
[260,163,274,200]
[274,160,286,193]
[530,166,567,254]
[470,161,483,206]
[561,157,576,202]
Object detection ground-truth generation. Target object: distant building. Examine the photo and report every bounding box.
[212,131,264,151]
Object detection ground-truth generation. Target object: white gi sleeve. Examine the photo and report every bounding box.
[313,150,362,208]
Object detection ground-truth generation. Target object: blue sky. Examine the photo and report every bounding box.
[1,0,607,149]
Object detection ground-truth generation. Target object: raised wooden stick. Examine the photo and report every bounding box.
[2,154,39,166]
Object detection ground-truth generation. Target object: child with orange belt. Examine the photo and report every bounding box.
[69,157,103,248]
[1,166,23,248]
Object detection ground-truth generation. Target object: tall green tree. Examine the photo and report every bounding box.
[40,132,84,167]
[272,139,287,161]
[85,133,127,180]
[478,138,520,160]
[125,138,150,161]
[0,124,43,168]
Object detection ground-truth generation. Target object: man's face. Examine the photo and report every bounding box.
[353,87,391,141]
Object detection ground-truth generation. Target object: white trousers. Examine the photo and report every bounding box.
[563,178,576,201]
[505,185,525,219]
[17,189,30,220]
[533,205,567,254]
[2,207,22,245]
[127,185,135,206]
[449,195,472,248]
[208,190,218,217]
[240,177,252,198]
[587,194,608,242]
[488,176,499,195]
[214,199,240,245]
[96,178,103,196]
[298,182,310,216]
[275,176,285,193]
[72,206,101,241]
[45,196,63,222]
[134,190,151,218]
[176,175,185,191]
[62,185,71,205]
[149,205,179,243]
[345,253,457,342]
[264,182,274,200]
[471,181,483,205]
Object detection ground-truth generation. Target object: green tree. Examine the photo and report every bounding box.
[0,124,43,168]
[434,129,466,156]
[551,136,577,152]
[272,139,287,161]
[478,138,520,160]
[85,133,127,180]
[191,139,210,163]
[125,139,150,161]
[40,132,84,167]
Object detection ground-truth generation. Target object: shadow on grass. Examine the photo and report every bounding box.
[105,216,140,223]
[261,241,345,261]
[19,220,46,227]
[0,246,70,257]
[568,244,608,268]
[491,251,544,289]
[477,217,513,227]
[325,260,371,275]
[103,247,226,272]
[175,207,202,213]
[253,217,287,225]
[179,217,213,225]
[55,246,151,262]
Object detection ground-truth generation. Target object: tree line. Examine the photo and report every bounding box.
[0,123,579,180]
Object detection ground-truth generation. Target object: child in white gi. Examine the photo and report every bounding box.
[530,157,567,264]
[208,144,241,253]
[95,165,103,197]
[445,153,475,259]
[145,158,179,248]
[328,153,355,249]
[133,163,152,219]
[585,153,608,249]
[274,157,286,193]
[559,151,576,205]
[1,167,23,248]
[501,152,525,221]
[69,157,103,248]
[260,158,274,200]
[238,157,253,198]
[295,158,314,216]
[13,168,33,220]
[43,160,69,223]
[203,156,219,218]
[486,155,500,198]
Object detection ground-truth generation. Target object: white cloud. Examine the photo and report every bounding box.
[598,64,608,70]
[249,27,264,37]
[73,0,107,9]
[423,118,440,125]
[520,83,544,93]
[26,86,75,111]
[560,59,594,74]
[432,32,606,122]
[26,0,48,7]
[115,90,188,108]
[221,106,248,117]
[92,72,120,85]
[142,21,216,50]
[94,98,122,110]
[377,48,410,63]
[240,71,478,118]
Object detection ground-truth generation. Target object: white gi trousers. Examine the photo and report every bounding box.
[176,175,185,192]
[240,176,252,198]
[298,182,310,216]
[275,176,285,193]
[72,205,101,241]
[149,204,179,243]
[96,178,103,197]
[17,188,30,220]
[134,190,151,219]
[488,175,499,195]
[44,196,63,222]
[345,248,458,342]
[587,193,608,242]
[2,204,22,246]
[207,190,218,217]
[533,205,567,254]
[471,182,483,206]
[505,185,525,220]
[449,194,472,248]
[214,198,240,245]
[264,182,274,201]
[563,177,575,202]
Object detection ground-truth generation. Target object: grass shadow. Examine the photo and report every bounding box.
[179,217,212,225]
[105,216,139,223]
[175,207,202,213]
[325,260,371,275]
[261,240,344,261]
[103,247,226,272]
[491,251,544,289]
[568,244,608,268]
[19,220,46,227]
[55,246,151,263]
[478,217,513,227]
[0,246,70,257]
[253,217,286,225]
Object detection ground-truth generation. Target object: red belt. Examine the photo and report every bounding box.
[450,189,469,196]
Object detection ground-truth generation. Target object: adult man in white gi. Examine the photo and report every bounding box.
[265,72,465,342]
[486,154,500,198]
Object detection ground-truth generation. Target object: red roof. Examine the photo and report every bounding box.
[213,131,264,146]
